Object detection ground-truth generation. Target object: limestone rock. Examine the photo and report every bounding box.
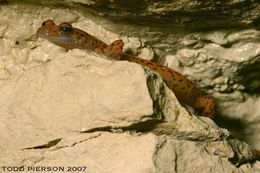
[165,28,260,151]
[0,1,259,173]
[0,50,155,147]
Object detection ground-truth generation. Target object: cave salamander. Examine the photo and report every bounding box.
[37,19,215,119]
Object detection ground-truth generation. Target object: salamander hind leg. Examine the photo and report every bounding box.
[103,40,124,60]
[193,95,215,119]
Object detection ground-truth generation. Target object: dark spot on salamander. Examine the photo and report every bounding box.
[181,86,185,90]
[15,40,20,45]
[168,70,173,74]
[75,31,79,34]
[187,84,190,88]
[146,62,153,66]
[178,79,183,82]
[153,67,158,70]
[80,34,85,37]
[139,59,145,63]
[195,108,204,115]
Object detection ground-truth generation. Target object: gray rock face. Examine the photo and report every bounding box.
[0,0,259,173]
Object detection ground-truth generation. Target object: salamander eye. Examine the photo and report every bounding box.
[59,23,73,33]
[42,19,55,27]
[59,26,73,33]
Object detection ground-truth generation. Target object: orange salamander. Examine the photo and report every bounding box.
[37,19,215,119]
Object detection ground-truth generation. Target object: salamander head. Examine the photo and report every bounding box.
[37,19,58,38]
[37,19,80,50]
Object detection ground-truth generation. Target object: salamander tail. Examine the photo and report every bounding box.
[104,40,124,60]
[193,95,215,119]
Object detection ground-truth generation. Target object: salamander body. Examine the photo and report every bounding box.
[37,19,215,119]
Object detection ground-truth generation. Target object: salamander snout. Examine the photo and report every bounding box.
[36,19,57,38]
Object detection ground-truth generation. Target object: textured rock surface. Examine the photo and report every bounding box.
[0,0,259,173]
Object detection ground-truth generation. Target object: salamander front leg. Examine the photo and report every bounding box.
[103,40,124,60]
